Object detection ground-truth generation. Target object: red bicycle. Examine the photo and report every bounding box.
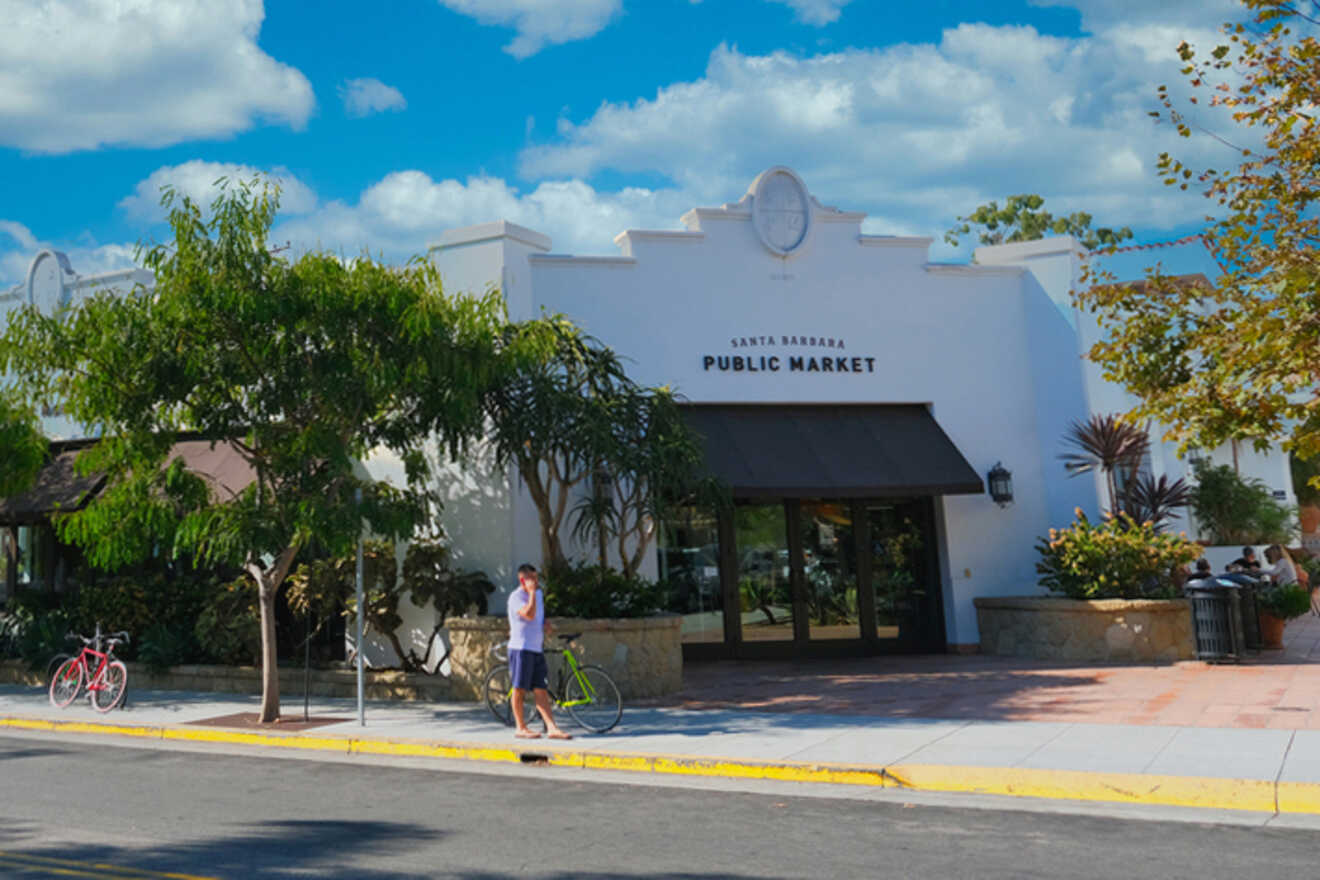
[48,629,130,712]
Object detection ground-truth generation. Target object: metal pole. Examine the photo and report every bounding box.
[355,488,365,727]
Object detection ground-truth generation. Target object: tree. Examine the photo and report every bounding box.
[485,322,716,579]
[1074,1,1320,472]
[0,390,46,498]
[945,194,1134,251]
[0,180,539,721]
[285,533,492,673]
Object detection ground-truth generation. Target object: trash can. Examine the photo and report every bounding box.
[1218,573,1263,653]
[1186,580,1246,662]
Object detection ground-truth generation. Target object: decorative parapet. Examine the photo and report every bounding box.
[973,596,1195,662]
[446,615,682,701]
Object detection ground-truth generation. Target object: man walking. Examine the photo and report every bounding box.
[507,563,571,740]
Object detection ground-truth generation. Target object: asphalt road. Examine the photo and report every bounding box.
[0,735,1318,879]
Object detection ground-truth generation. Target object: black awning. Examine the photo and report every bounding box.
[0,450,106,524]
[682,404,984,499]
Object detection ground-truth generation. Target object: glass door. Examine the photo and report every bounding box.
[734,503,795,642]
[800,500,861,641]
[868,500,935,646]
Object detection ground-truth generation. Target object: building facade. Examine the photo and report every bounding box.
[2,167,1297,664]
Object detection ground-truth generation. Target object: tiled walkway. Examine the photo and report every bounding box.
[659,614,1320,730]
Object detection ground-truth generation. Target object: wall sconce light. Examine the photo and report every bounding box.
[988,462,1013,507]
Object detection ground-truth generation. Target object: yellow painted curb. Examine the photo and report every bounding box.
[0,714,1311,815]
[884,764,1279,813]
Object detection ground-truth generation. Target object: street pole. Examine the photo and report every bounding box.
[355,488,365,727]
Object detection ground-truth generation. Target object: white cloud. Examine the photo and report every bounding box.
[519,22,1245,255]
[767,0,852,26]
[436,0,621,57]
[119,161,318,220]
[0,0,314,154]
[273,171,691,261]
[340,78,407,118]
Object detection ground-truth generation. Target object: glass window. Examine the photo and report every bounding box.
[658,506,723,643]
[800,500,860,640]
[15,526,32,586]
[735,503,795,642]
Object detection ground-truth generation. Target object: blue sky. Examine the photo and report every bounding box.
[1,0,1249,287]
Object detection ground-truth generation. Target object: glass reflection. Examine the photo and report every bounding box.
[735,503,794,641]
[869,502,926,640]
[801,500,859,640]
[658,506,723,643]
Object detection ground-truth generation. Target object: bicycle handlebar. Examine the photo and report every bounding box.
[70,631,131,647]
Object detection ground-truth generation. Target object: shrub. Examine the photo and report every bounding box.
[543,562,664,619]
[18,608,72,673]
[72,576,152,648]
[1190,463,1295,545]
[138,622,199,673]
[1259,584,1311,620]
[1036,509,1201,600]
[195,575,261,665]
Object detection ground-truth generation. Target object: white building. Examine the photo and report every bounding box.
[2,167,1295,663]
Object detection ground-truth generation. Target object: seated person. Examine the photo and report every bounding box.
[1263,544,1298,585]
[1187,558,1215,584]
[1229,546,1262,572]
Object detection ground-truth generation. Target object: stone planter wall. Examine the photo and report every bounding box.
[974,596,1195,662]
[0,659,452,701]
[446,615,682,701]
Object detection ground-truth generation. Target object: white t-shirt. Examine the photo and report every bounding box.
[506,588,544,652]
[1267,557,1298,586]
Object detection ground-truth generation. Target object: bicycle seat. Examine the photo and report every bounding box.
[556,633,582,642]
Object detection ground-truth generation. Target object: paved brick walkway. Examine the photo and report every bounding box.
[659,614,1320,730]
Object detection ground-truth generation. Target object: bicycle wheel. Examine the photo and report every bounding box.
[92,661,128,713]
[483,666,537,727]
[46,652,71,686]
[49,657,83,709]
[562,664,622,733]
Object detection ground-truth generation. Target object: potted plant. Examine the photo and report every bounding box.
[1256,583,1311,649]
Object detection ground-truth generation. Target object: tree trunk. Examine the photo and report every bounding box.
[250,546,299,724]
[257,576,281,723]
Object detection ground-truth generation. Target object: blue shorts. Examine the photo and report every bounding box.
[509,649,548,691]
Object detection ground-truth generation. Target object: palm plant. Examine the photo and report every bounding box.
[1060,414,1150,514]
[1123,472,1193,531]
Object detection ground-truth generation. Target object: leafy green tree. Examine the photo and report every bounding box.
[485,322,716,579]
[945,194,1134,251]
[0,389,46,498]
[1074,1,1320,474]
[285,534,492,673]
[0,180,538,721]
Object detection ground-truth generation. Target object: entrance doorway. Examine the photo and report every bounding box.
[660,496,944,660]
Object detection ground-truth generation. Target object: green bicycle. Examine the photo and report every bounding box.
[484,633,623,733]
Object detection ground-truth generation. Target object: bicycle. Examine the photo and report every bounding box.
[483,633,622,733]
[48,629,130,713]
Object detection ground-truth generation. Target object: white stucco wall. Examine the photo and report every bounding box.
[475,176,1090,647]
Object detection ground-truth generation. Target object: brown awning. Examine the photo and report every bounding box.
[682,404,984,499]
[0,449,106,524]
[0,438,256,525]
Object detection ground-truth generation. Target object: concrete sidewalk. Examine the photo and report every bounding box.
[3,673,1319,818]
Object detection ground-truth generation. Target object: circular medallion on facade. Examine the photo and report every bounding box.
[26,250,72,315]
[751,167,812,257]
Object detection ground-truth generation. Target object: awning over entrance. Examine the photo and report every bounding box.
[682,404,983,498]
[0,449,106,524]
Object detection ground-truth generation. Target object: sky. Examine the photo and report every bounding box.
[0,0,1253,289]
